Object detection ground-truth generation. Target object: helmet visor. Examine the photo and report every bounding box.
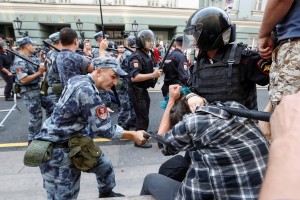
[143,35,155,50]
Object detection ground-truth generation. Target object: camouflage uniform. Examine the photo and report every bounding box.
[46,49,61,104]
[35,74,125,199]
[269,1,300,109]
[10,54,54,141]
[56,49,91,88]
[116,49,136,128]
[270,40,300,109]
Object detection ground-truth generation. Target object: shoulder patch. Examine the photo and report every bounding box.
[132,59,139,68]
[16,68,24,73]
[183,62,188,70]
[257,59,271,75]
[96,106,108,120]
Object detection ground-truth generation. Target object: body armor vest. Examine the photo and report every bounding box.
[191,44,248,106]
[131,49,155,89]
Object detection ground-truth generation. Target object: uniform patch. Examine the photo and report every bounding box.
[96,106,108,120]
[257,59,271,75]
[16,68,23,73]
[183,62,188,70]
[133,60,139,68]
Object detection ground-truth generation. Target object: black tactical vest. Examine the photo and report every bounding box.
[131,49,155,89]
[191,44,248,106]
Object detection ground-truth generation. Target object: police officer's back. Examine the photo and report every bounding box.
[162,36,189,97]
[184,7,270,110]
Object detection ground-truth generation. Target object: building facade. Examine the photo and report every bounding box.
[0,0,267,48]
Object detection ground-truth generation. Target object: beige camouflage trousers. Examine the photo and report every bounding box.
[270,39,300,110]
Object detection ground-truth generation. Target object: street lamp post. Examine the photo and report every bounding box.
[132,20,139,36]
[13,17,28,37]
[76,19,85,41]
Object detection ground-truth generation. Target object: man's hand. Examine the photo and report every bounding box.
[132,130,148,145]
[100,39,108,51]
[258,35,274,60]
[38,64,46,74]
[168,84,181,103]
[152,68,162,79]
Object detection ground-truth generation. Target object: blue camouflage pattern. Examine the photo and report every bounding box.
[46,49,61,104]
[39,148,116,199]
[11,54,54,141]
[34,74,124,142]
[116,79,136,128]
[98,89,112,107]
[117,50,136,128]
[56,49,91,87]
[16,36,35,47]
[35,74,124,199]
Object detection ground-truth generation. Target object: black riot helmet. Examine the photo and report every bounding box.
[135,29,155,50]
[183,7,235,51]
[126,36,136,47]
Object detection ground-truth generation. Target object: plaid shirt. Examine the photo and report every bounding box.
[162,101,269,200]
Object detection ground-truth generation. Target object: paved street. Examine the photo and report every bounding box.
[0,76,269,199]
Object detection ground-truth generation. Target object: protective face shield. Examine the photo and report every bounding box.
[183,7,234,52]
[136,29,155,50]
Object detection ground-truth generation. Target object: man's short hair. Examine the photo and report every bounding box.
[59,27,78,46]
[0,34,6,40]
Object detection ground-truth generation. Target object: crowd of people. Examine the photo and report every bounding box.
[1,2,300,199]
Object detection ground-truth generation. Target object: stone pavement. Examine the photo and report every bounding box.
[0,143,174,200]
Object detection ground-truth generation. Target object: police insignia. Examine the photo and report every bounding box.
[16,68,23,73]
[257,59,271,75]
[183,62,188,70]
[96,106,108,120]
[133,60,139,68]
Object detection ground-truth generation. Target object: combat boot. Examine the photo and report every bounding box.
[99,191,125,198]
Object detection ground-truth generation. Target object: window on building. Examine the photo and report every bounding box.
[148,0,159,7]
[254,0,263,11]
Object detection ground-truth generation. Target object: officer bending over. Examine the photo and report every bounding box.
[32,57,148,199]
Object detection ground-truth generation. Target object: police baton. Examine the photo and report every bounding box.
[143,132,171,146]
[159,38,175,70]
[7,49,39,67]
[154,38,175,85]
[99,0,105,39]
[42,40,61,52]
[220,107,271,122]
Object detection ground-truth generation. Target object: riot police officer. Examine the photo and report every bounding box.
[10,37,54,142]
[184,7,270,110]
[157,6,271,183]
[162,36,190,97]
[128,29,162,148]
[45,32,62,104]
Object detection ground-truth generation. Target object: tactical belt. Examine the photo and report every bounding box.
[21,84,39,89]
[279,38,300,45]
[52,141,69,148]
